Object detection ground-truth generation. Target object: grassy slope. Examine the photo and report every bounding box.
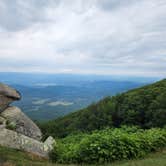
[0,146,166,166]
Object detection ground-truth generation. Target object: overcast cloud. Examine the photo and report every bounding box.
[0,0,166,77]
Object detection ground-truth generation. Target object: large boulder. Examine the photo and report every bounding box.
[0,83,21,112]
[1,106,42,141]
[0,128,55,158]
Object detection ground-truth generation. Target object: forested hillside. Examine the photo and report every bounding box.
[41,79,166,138]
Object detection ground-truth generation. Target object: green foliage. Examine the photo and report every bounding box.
[6,121,17,130]
[51,127,166,164]
[40,79,166,138]
[0,145,166,166]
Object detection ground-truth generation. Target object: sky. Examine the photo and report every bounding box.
[0,0,166,77]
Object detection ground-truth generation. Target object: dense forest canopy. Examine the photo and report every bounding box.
[40,79,166,138]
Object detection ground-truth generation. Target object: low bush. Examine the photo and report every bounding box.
[50,126,166,164]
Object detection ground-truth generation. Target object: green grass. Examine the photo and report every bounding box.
[0,146,166,166]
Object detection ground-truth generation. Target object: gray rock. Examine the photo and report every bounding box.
[0,83,21,112]
[0,116,6,128]
[44,136,55,152]
[0,128,54,158]
[1,106,42,141]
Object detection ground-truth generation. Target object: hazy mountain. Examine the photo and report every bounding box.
[0,72,159,120]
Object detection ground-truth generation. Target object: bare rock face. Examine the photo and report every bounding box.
[0,128,55,158]
[44,136,55,152]
[0,83,21,112]
[1,106,42,141]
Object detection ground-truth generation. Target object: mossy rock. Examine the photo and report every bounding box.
[6,121,17,130]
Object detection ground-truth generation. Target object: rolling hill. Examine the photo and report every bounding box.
[40,79,166,138]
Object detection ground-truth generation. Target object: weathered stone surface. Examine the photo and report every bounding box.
[0,128,55,158]
[44,136,55,152]
[1,106,42,141]
[0,83,21,112]
[0,116,6,128]
[0,83,21,99]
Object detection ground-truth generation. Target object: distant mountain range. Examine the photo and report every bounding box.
[0,72,160,120]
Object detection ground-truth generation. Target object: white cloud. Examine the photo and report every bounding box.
[0,0,166,77]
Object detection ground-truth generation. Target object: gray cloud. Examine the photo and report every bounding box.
[0,0,60,31]
[96,0,140,11]
[0,0,166,77]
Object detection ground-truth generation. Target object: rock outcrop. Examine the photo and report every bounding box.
[0,83,21,112]
[0,83,54,158]
[1,106,42,141]
[0,128,54,157]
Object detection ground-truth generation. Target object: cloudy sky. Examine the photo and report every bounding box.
[0,0,166,77]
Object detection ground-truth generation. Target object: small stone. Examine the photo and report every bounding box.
[44,136,55,151]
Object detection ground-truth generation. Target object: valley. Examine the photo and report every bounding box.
[0,72,147,120]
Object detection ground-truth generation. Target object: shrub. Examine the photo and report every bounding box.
[51,127,166,164]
